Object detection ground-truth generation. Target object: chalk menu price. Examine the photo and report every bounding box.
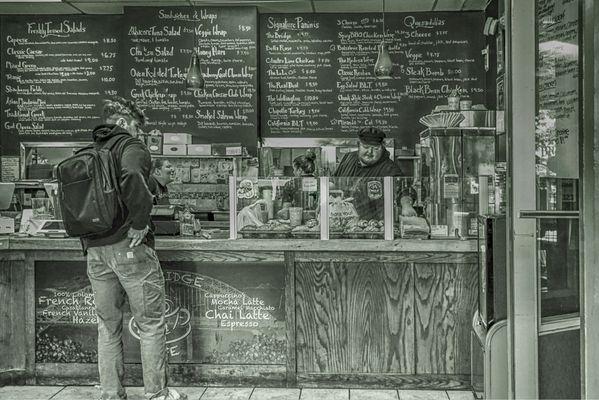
[122,7,258,153]
[261,13,485,145]
[0,16,120,155]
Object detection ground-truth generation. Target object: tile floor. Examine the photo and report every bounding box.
[0,386,476,400]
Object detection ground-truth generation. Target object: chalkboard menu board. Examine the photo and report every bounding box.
[122,7,258,154]
[35,260,286,364]
[0,16,121,155]
[261,12,485,148]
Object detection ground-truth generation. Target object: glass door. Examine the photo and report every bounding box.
[508,0,583,398]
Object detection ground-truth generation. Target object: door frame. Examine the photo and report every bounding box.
[505,0,539,398]
[507,0,597,398]
[582,0,597,398]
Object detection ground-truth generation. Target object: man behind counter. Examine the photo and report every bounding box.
[332,127,402,178]
[332,127,403,221]
[148,158,175,205]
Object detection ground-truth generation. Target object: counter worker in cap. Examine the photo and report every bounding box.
[148,158,175,205]
[83,96,186,400]
[332,127,403,220]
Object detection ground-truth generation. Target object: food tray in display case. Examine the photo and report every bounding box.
[239,228,291,239]
[230,177,404,241]
[290,230,320,239]
[327,177,393,240]
[231,177,320,240]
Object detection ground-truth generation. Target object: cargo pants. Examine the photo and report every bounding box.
[87,238,168,400]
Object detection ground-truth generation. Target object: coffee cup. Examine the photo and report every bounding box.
[289,207,303,226]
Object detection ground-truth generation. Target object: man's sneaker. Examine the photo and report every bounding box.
[150,388,188,400]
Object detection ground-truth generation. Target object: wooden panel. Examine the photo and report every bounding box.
[285,252,297,386]
[295,252,477,264]
[295,261,415,374]
[346,263,414,373]
[295,261,349,373]
[414,263,477,374]
[0,258,26,374]
[158,250,284,263]
[296,373,470,389]
[35,363,286,386]
[24,255,36,384]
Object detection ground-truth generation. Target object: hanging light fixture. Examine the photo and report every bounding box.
[374,0,393,78]
[186,0,205,89]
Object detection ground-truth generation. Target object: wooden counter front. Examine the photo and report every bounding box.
[0,237,477,390]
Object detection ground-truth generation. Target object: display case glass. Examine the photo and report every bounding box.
[327,177,386,240]
[232,177,320,239]
[394,177,430,240]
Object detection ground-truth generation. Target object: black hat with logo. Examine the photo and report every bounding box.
[357,127,386,145]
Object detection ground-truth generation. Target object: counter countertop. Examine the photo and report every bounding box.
[1,235,476,253]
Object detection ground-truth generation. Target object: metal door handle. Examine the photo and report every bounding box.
[519,210,579,219]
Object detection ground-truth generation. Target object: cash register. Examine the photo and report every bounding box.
[151,205,182,235]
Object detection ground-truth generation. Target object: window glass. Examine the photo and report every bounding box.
[536,0,580,317]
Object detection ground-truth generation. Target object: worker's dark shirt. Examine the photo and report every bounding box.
[332,148,402,178]
[148,176,170,205]
[332,149,401,220]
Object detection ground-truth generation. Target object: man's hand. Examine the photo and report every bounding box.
[127,226,149,248]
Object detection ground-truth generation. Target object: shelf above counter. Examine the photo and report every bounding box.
[153,154,252,159]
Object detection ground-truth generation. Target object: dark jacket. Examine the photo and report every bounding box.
[332,148,402,178]
[81,124,154,251]
[148,176,170,205]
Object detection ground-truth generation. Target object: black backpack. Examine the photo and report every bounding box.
[56,134,132,238]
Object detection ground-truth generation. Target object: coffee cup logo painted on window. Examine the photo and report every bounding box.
[128,298,191,345]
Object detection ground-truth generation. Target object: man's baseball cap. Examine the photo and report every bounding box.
[357,127,386,145]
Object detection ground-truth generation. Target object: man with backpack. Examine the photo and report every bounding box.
[58,97,186,400]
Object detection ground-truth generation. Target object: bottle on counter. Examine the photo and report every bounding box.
[179,206,195,237]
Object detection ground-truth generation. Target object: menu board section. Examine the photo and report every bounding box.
[261,12,485,148]
[122,7,258,154]
[35,260,286,364]
[0,16,121,155]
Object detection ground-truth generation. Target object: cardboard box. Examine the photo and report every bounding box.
[0,217,15,234]
[190,167,203,183]
[212,143,242,156]
[163,144,187,156]
[146,135,163,154]
[187,144,212,156]
[174,166,191,183]
[163,133,192,145]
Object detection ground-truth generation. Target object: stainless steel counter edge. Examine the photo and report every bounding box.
[3,236,477,253]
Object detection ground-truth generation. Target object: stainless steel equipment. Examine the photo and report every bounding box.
[420,127,496,238]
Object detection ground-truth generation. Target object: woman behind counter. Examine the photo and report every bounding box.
[282,150,317,206]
